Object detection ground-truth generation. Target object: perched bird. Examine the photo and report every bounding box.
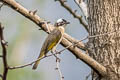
[32,18,70,70]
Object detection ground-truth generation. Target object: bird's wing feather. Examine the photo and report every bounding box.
[41,28,62,53]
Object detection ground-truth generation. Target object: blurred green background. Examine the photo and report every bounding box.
[0,0,91,80]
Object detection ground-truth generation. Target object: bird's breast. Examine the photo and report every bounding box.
[58,27,65,35]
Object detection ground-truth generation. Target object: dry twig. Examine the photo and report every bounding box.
[51,50,64,80]
[0,23,8,80]
[0,3,4,10]
[8,54,52,69]
[55,57,64,80]
[56,0,88,31]
[85,73,91,80]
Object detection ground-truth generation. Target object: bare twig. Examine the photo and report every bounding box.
[87,30,119,39]
[58,36,88,53]
[0,23,8,80]
[8,50,62,70]
[74,0,81,9]
[0,3,4,10]
[85,73,91,80]
[56,58,64,80]
[64,34,85,50]
[56,0,88,31]
[53,52,64,80]
[8,48,67,70]
[74,0,88,22]
[8,54,53,69]
[51,50,64,80]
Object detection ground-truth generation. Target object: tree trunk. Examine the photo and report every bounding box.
[88,0,120,80]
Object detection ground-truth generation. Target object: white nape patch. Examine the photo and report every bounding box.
[57,18,63,23]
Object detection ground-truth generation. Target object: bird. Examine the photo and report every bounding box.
[32,18,70,70]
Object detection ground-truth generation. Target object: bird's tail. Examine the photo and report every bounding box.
[32,51,45,70]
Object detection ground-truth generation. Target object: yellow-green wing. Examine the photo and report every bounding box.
[42,28,62,53]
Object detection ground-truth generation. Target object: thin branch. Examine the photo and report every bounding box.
[0,23,8,80]
[8,51,64,70]
[85,73,91,80]
[87,30,119,38]
[8,54,53,69]
[8,51,62,70]
[56,0,88,31]
[58,36,88,53]
[0,3,4,10]
[51,51,64,80]
[74,0,81,9]
[64,34,86,50]
[55,57,64,80]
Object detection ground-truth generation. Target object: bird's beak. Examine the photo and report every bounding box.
[66,21,70,24]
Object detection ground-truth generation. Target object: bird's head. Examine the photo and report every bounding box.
[55,18,70,27]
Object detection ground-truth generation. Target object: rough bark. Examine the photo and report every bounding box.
[88,0,120,80]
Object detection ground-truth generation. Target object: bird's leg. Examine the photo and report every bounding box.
[51,46,57,54]
[51,47,60,60]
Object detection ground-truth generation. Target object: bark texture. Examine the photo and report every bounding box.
[88,0,120,80]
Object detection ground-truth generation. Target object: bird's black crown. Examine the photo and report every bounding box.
[55,18,70,27]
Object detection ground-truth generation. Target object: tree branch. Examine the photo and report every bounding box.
[0,23,8,80]
[55,57,64,80]
[0,3,4,10]
[8,55,49,70]
[56,0,88,32]
[1,0,107,76]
